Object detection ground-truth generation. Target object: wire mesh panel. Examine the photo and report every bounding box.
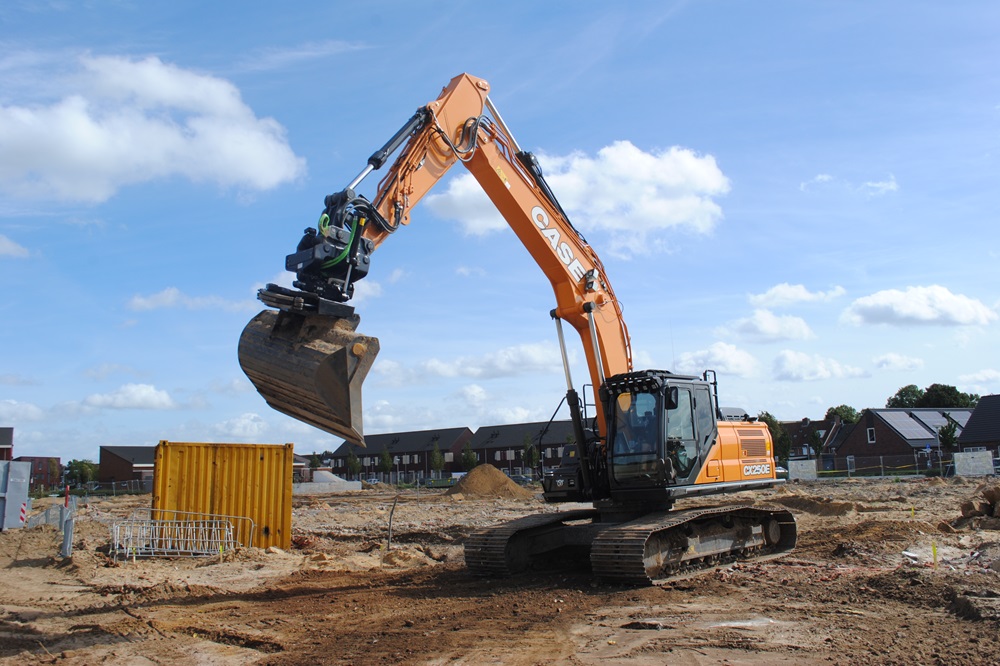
[111,518,237,561]
[128,508,256,549]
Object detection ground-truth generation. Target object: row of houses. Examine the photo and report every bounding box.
[783,394,1000,473]
[326,420,577,482]
[6,395,999,488]
[89,420,575,486]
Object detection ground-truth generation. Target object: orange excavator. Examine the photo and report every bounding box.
[238,74,795,583]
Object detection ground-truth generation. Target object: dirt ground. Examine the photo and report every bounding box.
[4,474,1000,665]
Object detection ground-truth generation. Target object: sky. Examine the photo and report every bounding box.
[1,1,998,463]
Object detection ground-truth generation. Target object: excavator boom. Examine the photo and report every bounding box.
[238,73,630,447]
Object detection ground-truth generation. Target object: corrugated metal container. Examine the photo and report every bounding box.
[152,441,294,549]
[0,461,31,531]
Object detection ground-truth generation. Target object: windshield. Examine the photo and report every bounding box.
[611,390,661,483]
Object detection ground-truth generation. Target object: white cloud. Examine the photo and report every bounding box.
[425,140,729,256]
[460,384,489,405]
[674,342,758,377]
[238,40,367,71]
[749,283,845,308]
[127,287,257,313]
[83,363,142,381]
[0,54,305,204]
[773,350,866,381]
[82,383,176,410]
[351,279,383,304]
[959,369,1000,385]
[421,342,563,379]
[0,399,45,422]
[798,173,899,197]
[456,265,487,278]
[214,412,269,438]
[842,285,997,327]
[0,374,37,386]
[872,353,924,371]
[365,399,415,432]
[721,309,814,343]
[0,234,29,257]
[861,174,899,196]
[423,174,509,236]
[799,173,833,191]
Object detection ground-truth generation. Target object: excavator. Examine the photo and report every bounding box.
[238,73,796,584]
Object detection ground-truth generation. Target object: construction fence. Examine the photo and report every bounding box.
[808,452,998,478]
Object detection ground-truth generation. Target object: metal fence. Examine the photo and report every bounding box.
[818,454,948,477]
[25,496,78,530]
[111,517,236,561]
[110,508,256,561]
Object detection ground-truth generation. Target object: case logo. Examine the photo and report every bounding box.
[532,206,587,281]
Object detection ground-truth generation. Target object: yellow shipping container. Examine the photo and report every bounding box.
[152,441,294,549]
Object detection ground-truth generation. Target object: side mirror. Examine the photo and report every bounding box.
[664,386,679,410]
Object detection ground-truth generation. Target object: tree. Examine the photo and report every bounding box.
[429,442,445,478]
[522,435,540,476]
[937,421,959,455]
[461,443,478,471]
[886,383,980,409]
[378,449,393,474]
[346,450,362,479]
[309,453,321,470]
[887,384,923,408]
[808,429,824,459]
[915,384,978,409]
[48,458,62,486]
[65,459,98,486]
[825,404,859,424]
[757,412,791,462]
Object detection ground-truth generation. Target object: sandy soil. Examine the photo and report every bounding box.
[3,475,1000,665]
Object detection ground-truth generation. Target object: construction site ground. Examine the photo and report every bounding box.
[4,472,1000,665]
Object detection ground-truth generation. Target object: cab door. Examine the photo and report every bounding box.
[665,387,699,481]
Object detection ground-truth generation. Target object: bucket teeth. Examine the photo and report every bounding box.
[238,309,379,446]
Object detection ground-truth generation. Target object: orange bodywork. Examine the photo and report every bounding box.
[694,421,778,485]
[355,73,632,436]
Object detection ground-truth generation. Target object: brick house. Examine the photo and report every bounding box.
[13,456,62,491]
[829,408,973,473]
[99,445,156,483]
[330,427,474,483]
[0,427,12,461]
[781,416,847,460]
[957,395,1000,457]
[465,420,576,477]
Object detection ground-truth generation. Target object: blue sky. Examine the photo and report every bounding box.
[2,1,998,462]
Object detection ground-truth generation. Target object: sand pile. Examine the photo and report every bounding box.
[445,465,534,499]
[772,494,856,516]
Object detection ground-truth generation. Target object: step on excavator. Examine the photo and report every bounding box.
[238,73,796,584]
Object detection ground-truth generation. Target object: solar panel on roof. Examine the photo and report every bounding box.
[949,412,972,427]
[879,411,934,441]
[913,412,950,431]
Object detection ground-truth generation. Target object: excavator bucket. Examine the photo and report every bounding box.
[238,310,379,447]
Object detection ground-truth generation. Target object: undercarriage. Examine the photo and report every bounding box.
[464,503,797,585]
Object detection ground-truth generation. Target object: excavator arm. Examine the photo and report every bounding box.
[239,73,631,450]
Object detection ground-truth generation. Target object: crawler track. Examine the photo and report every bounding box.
[464,504,797,584]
